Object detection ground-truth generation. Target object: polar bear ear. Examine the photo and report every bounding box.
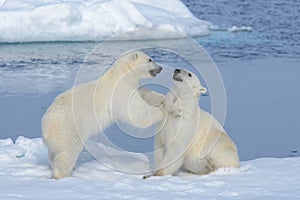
[132,52,138,60]
[195,86,207,97]
[200,87,207,94]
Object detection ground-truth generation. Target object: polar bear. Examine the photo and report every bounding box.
[143,69,239,178]
[42,51,164,179]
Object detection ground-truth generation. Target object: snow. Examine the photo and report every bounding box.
[0,0,212,42]
[0,136,299,199]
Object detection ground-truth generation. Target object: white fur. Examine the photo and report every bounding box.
[143,69,239,178]
[42,51,164,179]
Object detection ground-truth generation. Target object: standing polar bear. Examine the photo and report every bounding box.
[143,69,239,178]
[42,51,164,179]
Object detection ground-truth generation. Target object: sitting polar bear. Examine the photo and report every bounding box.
[143,69,239,178]
[42,51,164,179]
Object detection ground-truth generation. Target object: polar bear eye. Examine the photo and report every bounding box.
[149,59,152,62]
[188,73,192,77]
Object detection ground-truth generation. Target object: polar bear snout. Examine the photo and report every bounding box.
[173,69,183,82]
[149,66,163,77]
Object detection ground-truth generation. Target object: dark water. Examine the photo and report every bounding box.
[0,0,299,161]
[183,0,300,61]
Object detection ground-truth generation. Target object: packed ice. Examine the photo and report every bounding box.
[0,0,212,42]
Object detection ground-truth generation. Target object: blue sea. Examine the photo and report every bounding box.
[0,0,299,161]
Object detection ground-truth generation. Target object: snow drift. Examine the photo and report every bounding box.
[0,0,212,42]
[0,136,299,199]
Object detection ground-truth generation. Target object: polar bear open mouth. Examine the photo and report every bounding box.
[149,66,163,76]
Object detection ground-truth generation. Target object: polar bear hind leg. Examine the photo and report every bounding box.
[51,142,83,179]
[45,130,83,179]
[210,134,240,169]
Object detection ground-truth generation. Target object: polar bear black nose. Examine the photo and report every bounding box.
[175,69,181,73]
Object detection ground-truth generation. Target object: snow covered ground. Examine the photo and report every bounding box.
[0,0,212,42]
[0,137,299,200]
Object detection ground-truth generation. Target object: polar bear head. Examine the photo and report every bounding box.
[114,51,162,80]
[173,68,207,97]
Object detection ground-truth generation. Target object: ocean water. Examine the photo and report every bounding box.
[0,0,299,161]
[184,0,300,61]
